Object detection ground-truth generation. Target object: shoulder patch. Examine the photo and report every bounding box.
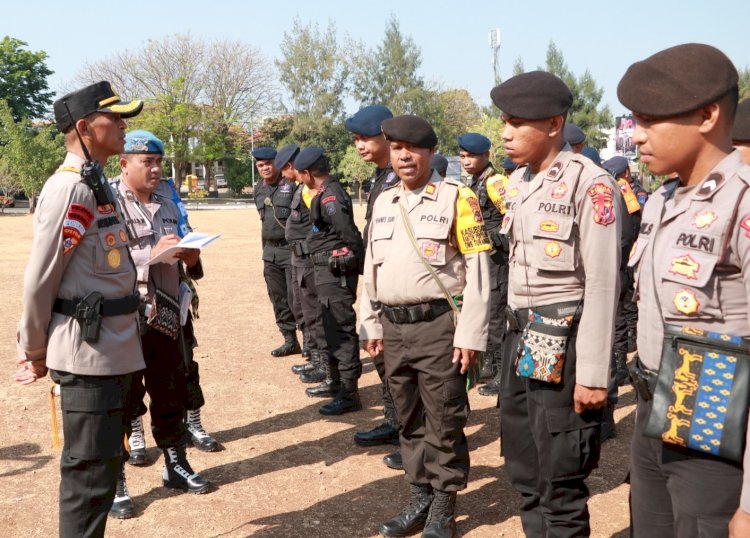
[588,182,616,226]
[455,187,491,254]
[322,195,336,205]
[63,203,94,253]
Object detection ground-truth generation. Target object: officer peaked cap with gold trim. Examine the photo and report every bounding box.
[53,81,143,133]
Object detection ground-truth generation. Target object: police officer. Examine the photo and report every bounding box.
[431,154,449,178]
[563,123,586,154]
[345,105,403,464]
[491,71,621,536]
[360,115,490,538]
[458,132,509,397]
[500,156,518,176]
[619,43,750,538]
[734,99,750,165]
[110,130,210,517]
[283,143,329,385]
[296,147,365,415]
[14,81,145,537]
[253,147,301,356]
[126,171,218,468]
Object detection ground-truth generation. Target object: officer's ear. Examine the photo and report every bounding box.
[548,115,565,138]
[119,155,129,172]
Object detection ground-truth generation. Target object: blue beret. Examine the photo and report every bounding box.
[252,147,277,160]
[124,129,164,155]
[294,146,324,171]
[275,144,300,170]
[581,146,602,167]
[564,124,586,145]
[501,157,518,172]
[345,105,393,136]
[458,132,491,154]
[603,156,629,177]
[430,154,449,175]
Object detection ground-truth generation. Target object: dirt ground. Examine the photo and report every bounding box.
[0,206,633,537]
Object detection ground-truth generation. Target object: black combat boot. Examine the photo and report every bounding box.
[128,415,147,466]
[379,483,434,537]
[299,350,326,383]
[292,349,318,374]
[162,446,210,494]
[478,356,502,396]
[186,408,219,452]
[383,449,403,470]
[614,351,630,388]
[109,462,134,519]
[305,355,340,398]
[354,422,399,447]
[319,380,362,416]
[301,331,311,358]
[601,402,617,442]
[479,348,494,380]
[271,330,301,357]
[422,490,457,538]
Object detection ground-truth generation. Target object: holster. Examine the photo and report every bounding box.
[487,228,509,253]
[74,292,104,343]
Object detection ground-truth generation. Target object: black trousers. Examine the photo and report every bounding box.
[130,328,188,447]
[263,258,297,334]
[293,261,327,352]
[373,351,398,427]
[608,284,630,405]
[51,369,134,538]
[383,312,469,492]
[313,264,361,387]
[500,323,602,538]
[630,396,742,537]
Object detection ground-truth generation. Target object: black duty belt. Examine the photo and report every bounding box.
[311,251,333,265]
[505,301,582,332]
[53,292,140,317]
[381,299,452,324]
[265,239,289,248]
[289,240,310,258]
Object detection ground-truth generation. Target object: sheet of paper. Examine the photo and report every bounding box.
[145,232,222,266]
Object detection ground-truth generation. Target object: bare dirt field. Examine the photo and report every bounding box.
[0,206,632,537]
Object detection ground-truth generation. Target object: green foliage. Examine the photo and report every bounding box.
[740,66,750,101]
[224,158,253,195]
[0,37,54,120]
[276,19,348,119]
[467,114,506,165]
[336,146,374,185]
[432,89,482,155]
[0,100,64,207]
[512,56,525,76]
[541,41,612,148]
[351,16,424,110]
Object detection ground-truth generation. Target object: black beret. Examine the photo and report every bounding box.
[603,156,629,177]
[381,115,438,148]
[618,43,738,118]
[563,124,586,145]
[458,132,491,154]
[275,144,300,170]
[345,105,393,136]
[733,99,750,143]
[501,157,518,172]
[581,146,602,167]
[252,147,277,161]
[490,71,573,120]
[430,154,449,175]
[294,146,324,172]
[53,81,143,133]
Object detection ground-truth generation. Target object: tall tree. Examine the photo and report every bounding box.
[432,89,482,155]
[276,19,349,120]
[77,33,276,184]
[468,114,506,165]
[351,16,424,113]
[0,100,64,211]
[0,37,54,120]
[541,41,612,148]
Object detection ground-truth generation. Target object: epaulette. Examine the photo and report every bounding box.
[738,166,750,188]
[57,166,81,174]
